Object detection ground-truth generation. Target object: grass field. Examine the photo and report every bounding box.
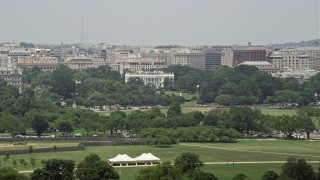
[163,91,199,101]
[0,142,78,151]
[98,105,299,117]
[117,163,320,180]
[1,140,319,179]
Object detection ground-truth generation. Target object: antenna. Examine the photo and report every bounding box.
[87,26,88,45]
[81,15,84,45]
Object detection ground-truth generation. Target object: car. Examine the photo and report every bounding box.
[92,134,98,137]
[74,133,82,137]
[14,134,23,138]
[123,133,130,138]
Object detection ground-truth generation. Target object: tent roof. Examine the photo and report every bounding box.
[133,153,160,161]
[108,154,134,162]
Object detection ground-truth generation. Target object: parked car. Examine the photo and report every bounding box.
[74,133,82,137]
[123,133,130,138]
[14,134,23,138]
[92,134,98,137]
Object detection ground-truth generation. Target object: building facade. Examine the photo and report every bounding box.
[17,57,59,71]
[239,61,281,75]
[269,49,311,70]
[233,46,267,66]
[124,71,174,88]
[205,48,222,69]
[0,55,22,92]
[172,53,205,69]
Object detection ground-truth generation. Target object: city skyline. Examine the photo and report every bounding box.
[0,0,319,46]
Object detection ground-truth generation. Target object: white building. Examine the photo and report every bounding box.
[109,57,167,74]
[125,71,174,88]
[0,55,22,92]
[269,49,311,70]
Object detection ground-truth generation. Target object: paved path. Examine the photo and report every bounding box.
[180,143,320,158]
[204,161,320,165]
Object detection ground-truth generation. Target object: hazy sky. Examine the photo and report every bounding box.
[0,0,319,46]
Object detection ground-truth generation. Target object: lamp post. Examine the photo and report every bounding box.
[196,85,200,94]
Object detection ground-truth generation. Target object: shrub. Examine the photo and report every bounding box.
[28,145,34,153]
[12,159,17,166]
[19,159,25,166]
[30,158,36,167]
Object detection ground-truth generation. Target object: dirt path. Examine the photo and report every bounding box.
[180,143,320,158]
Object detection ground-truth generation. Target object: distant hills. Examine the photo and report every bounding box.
[273,39,320,48]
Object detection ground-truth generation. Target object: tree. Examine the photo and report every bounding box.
[309,73,320,100]
[281,157,316,180]
[233,173,249,180]
[188,169,218,180]
[276,115,301,138]
[229,107,262,137]
[154,134,173,146]
[167,101,182,118]
[51,64,76,99]
[75,154,119,180]
[107,110,127,134]
[297,107,318,139]
[0,167,29,180]
[56,120,74,136]
[30,113,49,137]
[2,115,26,137]
[31,159,75,180]
[215,94,233,106]
[127,77,145,87]
[174,153,203,173]
[163,77,174,90]
[266,90,302,108]
[261,170,279,180]
[135,161,185,180]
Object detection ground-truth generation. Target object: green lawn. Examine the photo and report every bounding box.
[98,105,299,117]
[259,108,298,116]
[117,163,320,180]
[163,91,199,101]
[1,140,319,175]
[0,142,78,151]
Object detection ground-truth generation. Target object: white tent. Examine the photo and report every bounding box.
[133,153,161,165]
[108,154,135,166]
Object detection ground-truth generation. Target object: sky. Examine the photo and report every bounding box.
[0,0,319,46]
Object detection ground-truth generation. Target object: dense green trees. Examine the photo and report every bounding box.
[261,170,279,180]
[31,159,75,180]
[136,153,216,180]
[280,157,316,180]
[135,161,186,180]
[229,107,262,137]
[75,154,119,180]
[167,101,182,118]
[0,167,29,180]
[29,113,50,137]
[174,153,203,173]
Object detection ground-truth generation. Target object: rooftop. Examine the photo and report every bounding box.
[239,61,271,66]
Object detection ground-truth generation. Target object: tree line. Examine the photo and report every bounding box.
[21,64,320,107]
[165,64,320,106]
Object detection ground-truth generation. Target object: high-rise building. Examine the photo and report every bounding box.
[221,48,233,67]
[204,48,221,69]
